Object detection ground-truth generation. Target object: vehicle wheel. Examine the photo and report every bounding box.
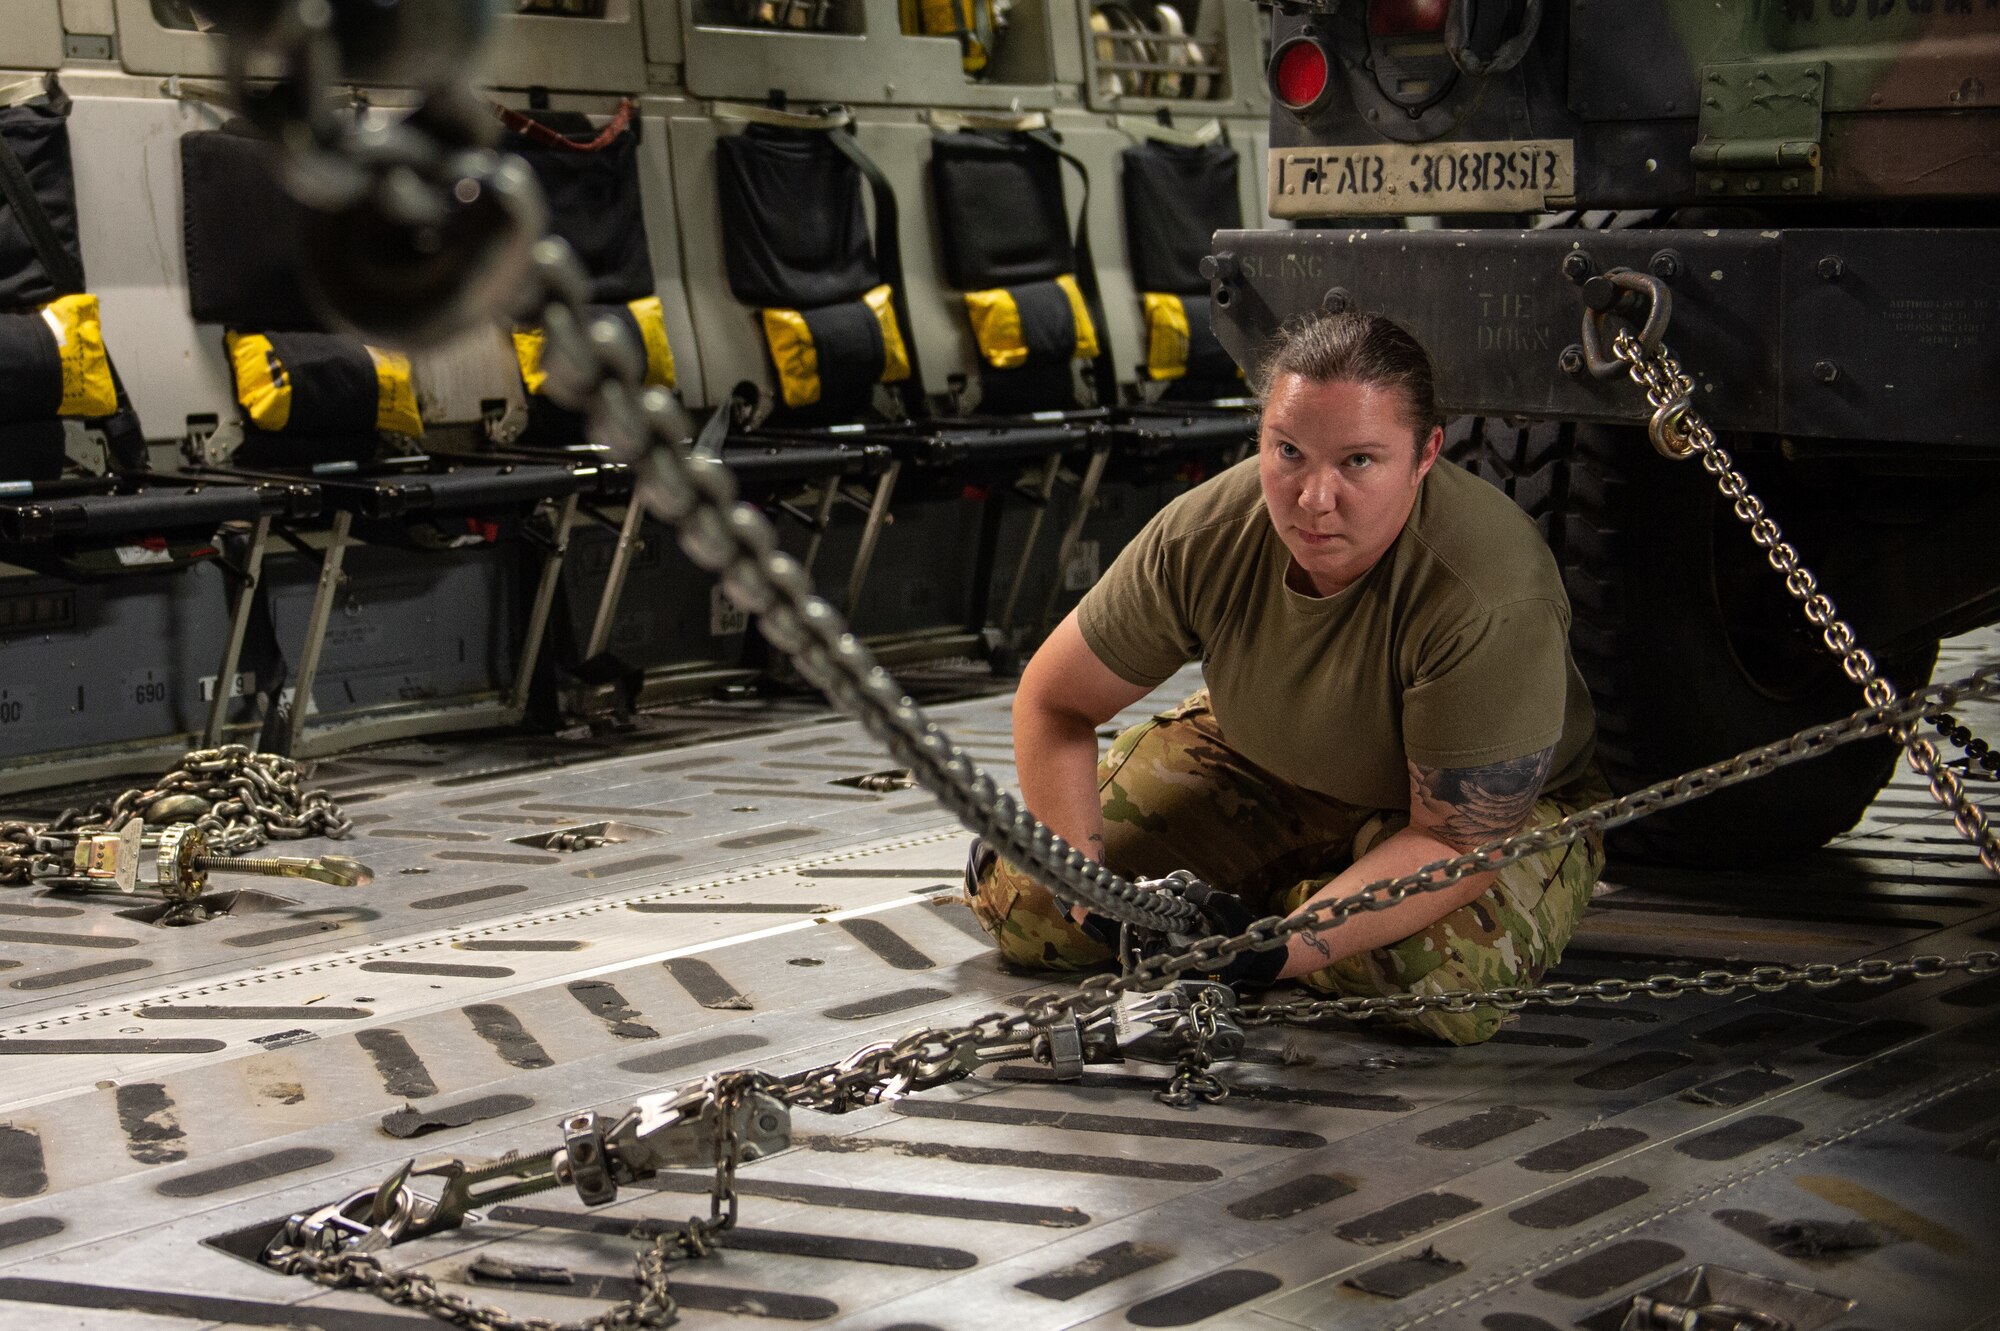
[1445,418,1938,867]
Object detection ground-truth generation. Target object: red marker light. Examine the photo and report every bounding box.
[1271,38,1332,113]
[1367,0,1449,36]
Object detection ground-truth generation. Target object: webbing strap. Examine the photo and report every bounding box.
[711,100,852,131]
[691,383,747,461]
[0,78,51,113]
[1111,114,1224,148]
[926,108,1048,133]
[1025,128,1117,410]
[825,127,928,419]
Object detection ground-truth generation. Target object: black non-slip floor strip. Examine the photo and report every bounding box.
[0,1278,437,1328]
[892,1098,1326,1148]
[0,1037,222,1055]
[486,1205,977,1269]
[466,1269,837,1319]
[1017,1240,1171,1301]
[801,1134,1221,1182]
[638,1172,1088,1227]
[992,1066,1416,1112]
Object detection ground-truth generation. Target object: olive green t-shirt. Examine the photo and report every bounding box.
[1076,457,1596,811]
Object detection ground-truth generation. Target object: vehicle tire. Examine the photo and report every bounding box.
[1444,417,1937,867]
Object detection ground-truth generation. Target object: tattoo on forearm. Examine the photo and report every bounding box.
[1299,930,1332,961]
[1409,747,1555,851]
[1087,832,1104,861]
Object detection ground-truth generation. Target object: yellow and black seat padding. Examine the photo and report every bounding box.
[226,329,422,437]
[963,273,1099,372]
[760,283,911,411]
[515,295,676,400]
[1139,291,1238,383]
[1120,137,1245,388]
[0,293,117,424]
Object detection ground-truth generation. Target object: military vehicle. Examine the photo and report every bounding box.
[0,3,1992,1331]
[1208,0,2000,864]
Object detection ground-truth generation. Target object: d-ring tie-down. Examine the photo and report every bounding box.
[1579,267,1672,379]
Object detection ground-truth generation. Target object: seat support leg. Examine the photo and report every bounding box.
[583,496,645,662]
[510,493,580,714]
[283,509,352,757]
[843,460,900,616]
[996,449,1065,638]
[203,513,271,746]
[799,473,843,576]
[1036,441,1112,635]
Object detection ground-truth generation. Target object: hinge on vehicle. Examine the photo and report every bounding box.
[1691,60,1826,199]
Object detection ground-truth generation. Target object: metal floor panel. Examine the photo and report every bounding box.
[0,637,1993,1330]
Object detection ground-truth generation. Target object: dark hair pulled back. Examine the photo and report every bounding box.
[1256,311,1444,447]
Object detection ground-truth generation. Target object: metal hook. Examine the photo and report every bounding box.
[1647,395,1700,460]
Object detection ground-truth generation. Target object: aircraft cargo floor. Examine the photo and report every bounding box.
[0,631,1993,1331]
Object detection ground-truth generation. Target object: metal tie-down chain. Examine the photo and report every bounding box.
[0,745,352,888]
[1614,321,1998,874]
[221,13,1998,1324]
[1156,982,1231,1108]
[264,1073,776,1331]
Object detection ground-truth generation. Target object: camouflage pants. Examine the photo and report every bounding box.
[966,691,1607,1045]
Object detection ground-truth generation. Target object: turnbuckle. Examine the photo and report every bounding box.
[295,1154,572,1257]
[263,1076,795,1265]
